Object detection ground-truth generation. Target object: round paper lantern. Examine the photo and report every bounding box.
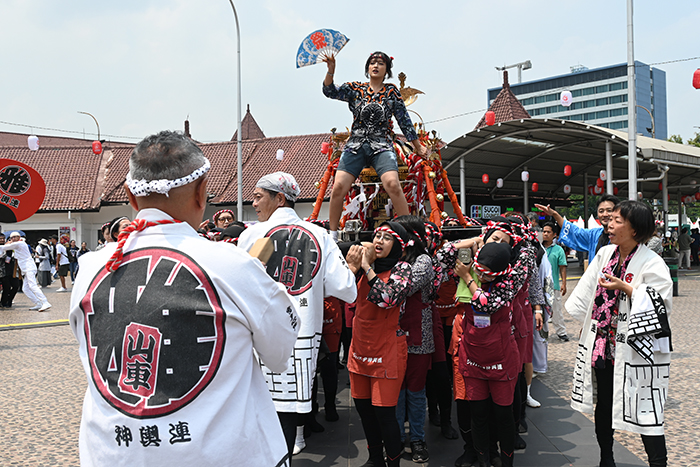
[694,69,700,89]
[321,142,330,154]
[496,178,504,188]
[563,184,571,194]
[92,140,103,155]
[695,192,700,201]
[27,135,39,151]
[521,170,529,182]
[276,149,284,161]
[596,178,604,188]
[485,110,496,126]
[588,185,594,195]
[599,170,607,181]
[560,90,573,107]
[531,182,539,192]
[482,173,490,184]
[658,182,663,191]
[593,185,603,195]
[564,165,572,177]
[613,186,619,195]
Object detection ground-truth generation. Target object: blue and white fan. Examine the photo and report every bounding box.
[296,29,350,68]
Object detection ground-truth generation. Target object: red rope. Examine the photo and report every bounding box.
[105,218,183,273]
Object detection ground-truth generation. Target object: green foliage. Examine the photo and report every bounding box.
[667,132,700,147]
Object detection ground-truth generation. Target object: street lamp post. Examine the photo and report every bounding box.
[636,104,655,138]
[495,60,532,84]
[627,0,638,200]
[228,0,243,221]
[77,111,100,140]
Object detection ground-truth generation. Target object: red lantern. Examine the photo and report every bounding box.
[92,141,103,155]
[613,186,619,195]
[564,165,572,177]
[695,192,700,201]
[482,173,490,184]
[596,178,604,188]
[588,185,594,195]
[694,69,700,89]
[658,182,663,191]
[593,185,603,195]
[531,182,539,192]
[321,142,330,154]
[485,111,496,126]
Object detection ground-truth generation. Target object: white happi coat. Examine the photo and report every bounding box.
[566,244,672,436]
[238,207,358,413]
[70,208,299,467]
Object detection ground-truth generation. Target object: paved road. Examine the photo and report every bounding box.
[1,267,698,466]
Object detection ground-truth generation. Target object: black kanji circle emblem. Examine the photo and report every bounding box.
[80,248,226,419]
[265,225,322,295]
[0,166,31,195]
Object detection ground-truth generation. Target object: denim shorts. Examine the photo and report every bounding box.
[337,142,399,178]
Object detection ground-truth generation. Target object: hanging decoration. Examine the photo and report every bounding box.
[658,182,664,191]
[695,192,700,201]
[596,178,604,188]
[27,135,39,151]
[564,165,572,177]
[485,111,496,126]
[563,184,571,194]
[521,170,529,182]
[482,173,490,184]
[560,90,573,107]
[599,170,607,181]
[321,142,331,155]
[531,182,539,192]
[593,185,603,195]
[496,178,504,188]
[694,69,700,89]
[613,186,619,195]
[92,141,103,155]
[276,149,285,161]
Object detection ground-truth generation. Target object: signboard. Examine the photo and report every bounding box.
[471,205,502,219]
[0,159,46,223]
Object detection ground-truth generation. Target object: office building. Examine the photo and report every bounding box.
[487,61,667,139]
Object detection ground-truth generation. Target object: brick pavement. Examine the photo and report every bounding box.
[1,269,698,466]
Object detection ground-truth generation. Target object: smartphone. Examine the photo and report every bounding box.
[458,248,472,265]
[598,272,608,281]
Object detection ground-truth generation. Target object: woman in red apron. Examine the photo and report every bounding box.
[349,221,412,467]
[458,242,519,467]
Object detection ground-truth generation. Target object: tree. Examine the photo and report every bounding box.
[688,132,700,148]
[668,134,684,144]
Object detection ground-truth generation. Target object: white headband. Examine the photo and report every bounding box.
[126,158,211,197]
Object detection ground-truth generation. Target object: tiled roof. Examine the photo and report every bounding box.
[0,114,337,210]
[211,133,333,204]
[0,131,134,148]
[0,145,107,211]
[475,71,531,129]
[231,105,266,141]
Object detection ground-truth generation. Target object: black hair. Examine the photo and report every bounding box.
[542,221,559,236]
[597,193,620,209]
[393,215,428,265]
[364,51,393,79]
[262,188,295,209]
[681,226,689,234]
[615,200,655,244]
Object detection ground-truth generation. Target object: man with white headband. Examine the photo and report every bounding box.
[238,171,359,460]
[69,131,300,467]
[0,231,51,311]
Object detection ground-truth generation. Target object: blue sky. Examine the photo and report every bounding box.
[1,0,698,146]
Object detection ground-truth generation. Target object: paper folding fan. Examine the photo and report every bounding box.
[296,29,349,68]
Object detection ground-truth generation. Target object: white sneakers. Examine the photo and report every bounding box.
[29,304,42,311]
[56,287,67,292]
[38,302,52,312]
[292,426,305,455]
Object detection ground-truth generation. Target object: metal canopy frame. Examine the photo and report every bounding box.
[439,118,700,209]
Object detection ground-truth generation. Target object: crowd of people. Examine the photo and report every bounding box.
[32,50,668,467]
[56,129,673,467]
